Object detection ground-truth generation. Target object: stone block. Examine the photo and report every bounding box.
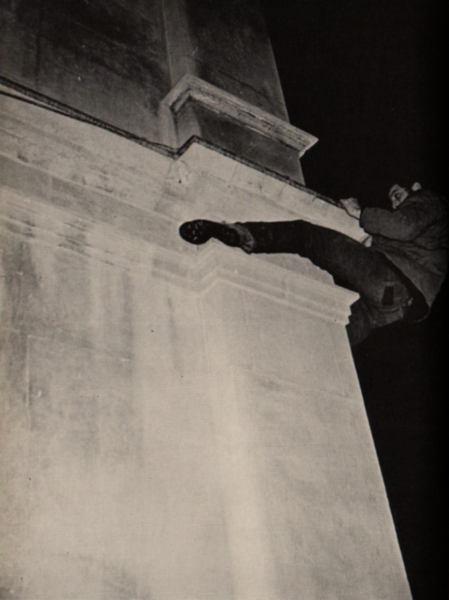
[0,0,171,141]
[0,154,50,200]
[230,161,286,199]
[0,88,174,216]
[49,175,174,248]
[37,48,160,140]
[0,8,40,84]
[27,336,136,465]
[277,184,316,213]
[179,142,238,184]
[239,374,411,600]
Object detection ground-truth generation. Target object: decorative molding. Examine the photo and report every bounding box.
[1,184,356,327]
[152,244,358,326]
[160,74,318,157]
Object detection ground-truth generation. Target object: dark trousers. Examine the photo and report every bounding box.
[241,220,413,346]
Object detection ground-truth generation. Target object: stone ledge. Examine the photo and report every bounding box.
[160,74,318,156]
[1,184,357,327]
[153,244,358,326]
[0,84,364,245]
[0,84,173,208]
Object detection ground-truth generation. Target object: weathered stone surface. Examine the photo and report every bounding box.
[0,94,411,599]
[0,0,170,139]
[163,0,288,119]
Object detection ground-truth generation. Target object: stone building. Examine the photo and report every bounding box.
[0,1,412,598]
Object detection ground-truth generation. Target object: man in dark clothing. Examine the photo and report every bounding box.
[179,183,448,346]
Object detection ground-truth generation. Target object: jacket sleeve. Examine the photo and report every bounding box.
[360,193,445,241]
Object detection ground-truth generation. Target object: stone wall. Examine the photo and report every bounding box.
[0,0,170,139]
[0,0,289,142]
[0,88,412,599]
[0,0,315,181]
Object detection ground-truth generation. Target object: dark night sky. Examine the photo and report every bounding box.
[261,0,448,598]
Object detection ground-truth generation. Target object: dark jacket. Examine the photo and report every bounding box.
[360,189,448,317]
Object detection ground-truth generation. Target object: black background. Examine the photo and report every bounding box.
[261,0,448,598]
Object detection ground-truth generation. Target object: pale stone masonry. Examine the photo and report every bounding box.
[0,87,412,599]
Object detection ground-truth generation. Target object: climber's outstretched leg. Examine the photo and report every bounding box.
[179,218,415,347]
[179,218,404,309]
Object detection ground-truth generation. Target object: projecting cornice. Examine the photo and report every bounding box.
[159,75,318,183]
[160,74,318,157]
